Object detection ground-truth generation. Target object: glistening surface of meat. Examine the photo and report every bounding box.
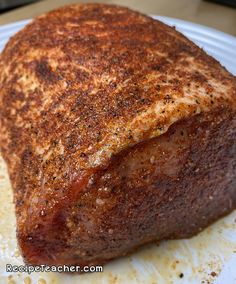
[0,4,236,266]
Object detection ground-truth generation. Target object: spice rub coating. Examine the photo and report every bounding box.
[0,4,236,266]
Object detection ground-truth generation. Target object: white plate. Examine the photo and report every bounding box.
[0,16,236,284]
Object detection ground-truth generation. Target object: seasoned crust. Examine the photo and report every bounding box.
[18,108,236,266]
[0,3,236,266]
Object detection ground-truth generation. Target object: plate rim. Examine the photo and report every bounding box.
[153,15,236,42]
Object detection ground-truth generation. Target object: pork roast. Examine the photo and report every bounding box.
[0,4,236,266]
